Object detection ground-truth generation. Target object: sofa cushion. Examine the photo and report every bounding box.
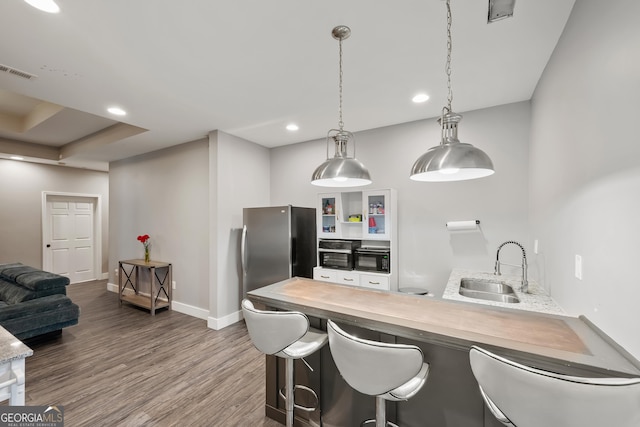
[0,263,23,276]
[0,278,36,304]
[0,278,66,304]
[0,293,77,321]
[0,294,80,340]
[0,263,69,291]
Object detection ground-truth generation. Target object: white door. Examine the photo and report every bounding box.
[44,196,95,283]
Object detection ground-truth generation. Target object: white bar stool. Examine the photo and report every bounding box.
[242,299,328,427]
[327,319,430,427]
[469,345,640,427]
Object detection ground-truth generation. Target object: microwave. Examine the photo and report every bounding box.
[354,247,391,273]
[318,239,361,271]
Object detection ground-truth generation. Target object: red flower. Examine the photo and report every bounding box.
[137,234,150,245]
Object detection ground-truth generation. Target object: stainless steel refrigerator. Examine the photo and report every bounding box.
[241,205,316,296]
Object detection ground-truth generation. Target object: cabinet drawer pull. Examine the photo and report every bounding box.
[368,281,380,285]
[343,278,354,282]
[320,275,330,279]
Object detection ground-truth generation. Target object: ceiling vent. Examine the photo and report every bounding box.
[488,0,516,23]
[0,64,38,80]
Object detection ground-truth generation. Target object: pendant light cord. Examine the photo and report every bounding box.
[410,0,495,181]
[338,36,344,131]
[446,0,453,112]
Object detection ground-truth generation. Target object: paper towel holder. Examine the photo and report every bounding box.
[446,220,480,231]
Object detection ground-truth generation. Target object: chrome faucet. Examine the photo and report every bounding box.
[494,240,528,293]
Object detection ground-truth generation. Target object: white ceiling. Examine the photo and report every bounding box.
[0,0,576,171]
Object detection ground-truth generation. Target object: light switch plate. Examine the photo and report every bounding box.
[575,255,583,280]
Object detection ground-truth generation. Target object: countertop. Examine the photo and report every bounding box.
[248,277,640,377]
[0,327,32,363]
[442,268,565,315]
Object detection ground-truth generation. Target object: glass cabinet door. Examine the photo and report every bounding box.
[363,190,390,240]
[318,194,339,238]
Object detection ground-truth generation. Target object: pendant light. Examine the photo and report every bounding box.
[311,26,372,187]
[410,0,494,182]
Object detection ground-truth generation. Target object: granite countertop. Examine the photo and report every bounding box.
[442,268,566,316]
[0,326,32,363]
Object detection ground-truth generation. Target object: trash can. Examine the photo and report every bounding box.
[399,287,431,296]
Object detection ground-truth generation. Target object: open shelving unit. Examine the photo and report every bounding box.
[315,189,397,291]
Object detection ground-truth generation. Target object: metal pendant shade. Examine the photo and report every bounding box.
[410,0,494,182]
[410,143,494,182]
[410,111,494,182]
[311,26,371,187]
[312,130,371,187]
[311,158,372,187]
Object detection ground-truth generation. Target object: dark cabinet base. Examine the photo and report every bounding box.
[265,320,497,427]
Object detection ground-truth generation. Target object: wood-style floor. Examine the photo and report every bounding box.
[20,280,282,427]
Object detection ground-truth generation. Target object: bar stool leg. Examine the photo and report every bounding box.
[375,396,385,427]
[285,358,294,427]
[362,397,399,427]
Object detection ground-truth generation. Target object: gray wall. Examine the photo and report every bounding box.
[109,139,210,311]
[108,131,269,324]
[271,101,531,295]
[0,159,109,274]
[529,0,640,357]
[209,130,270,326]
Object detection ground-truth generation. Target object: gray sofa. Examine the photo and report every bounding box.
[0,263,80,340]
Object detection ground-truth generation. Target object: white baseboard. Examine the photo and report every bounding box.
[100,272,108,280]
[106,282,209,320]
[208,310,243,330]
[173,301,209,320]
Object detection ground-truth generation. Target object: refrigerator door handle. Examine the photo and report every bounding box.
[241,225,248,277]
[291,237,296,270]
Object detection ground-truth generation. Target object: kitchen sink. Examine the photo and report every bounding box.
[460,278,515,295]
[459,288,520,303]
[458,278,520,304]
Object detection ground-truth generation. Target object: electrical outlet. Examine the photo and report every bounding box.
[114,268,118,278]
[575,255,583,280]
[533,239,539,254]
[172,281,176,290]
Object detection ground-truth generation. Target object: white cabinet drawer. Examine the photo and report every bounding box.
[359,274,390,291]
[314,268,359,286]
[336,271,360,287]
[313,268,337,283]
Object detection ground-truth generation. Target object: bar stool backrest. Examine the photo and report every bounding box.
[242,299,308,355]
[327,319,424,397]
[469,346,640,427]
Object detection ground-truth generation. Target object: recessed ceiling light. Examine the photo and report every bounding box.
[107,107,127,116]
[10,156,24,161]
[24,0,60,13]
[412,93,430,103]
[286,124,299,131]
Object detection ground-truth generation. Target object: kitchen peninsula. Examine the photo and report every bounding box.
[248,277,640,427]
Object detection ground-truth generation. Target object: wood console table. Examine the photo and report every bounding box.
[118,259,172,315]
[0,326,32,405]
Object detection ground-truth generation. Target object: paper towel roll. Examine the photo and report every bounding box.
[446,220,480,231]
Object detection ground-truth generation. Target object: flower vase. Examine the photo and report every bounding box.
[144,246,150,263]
